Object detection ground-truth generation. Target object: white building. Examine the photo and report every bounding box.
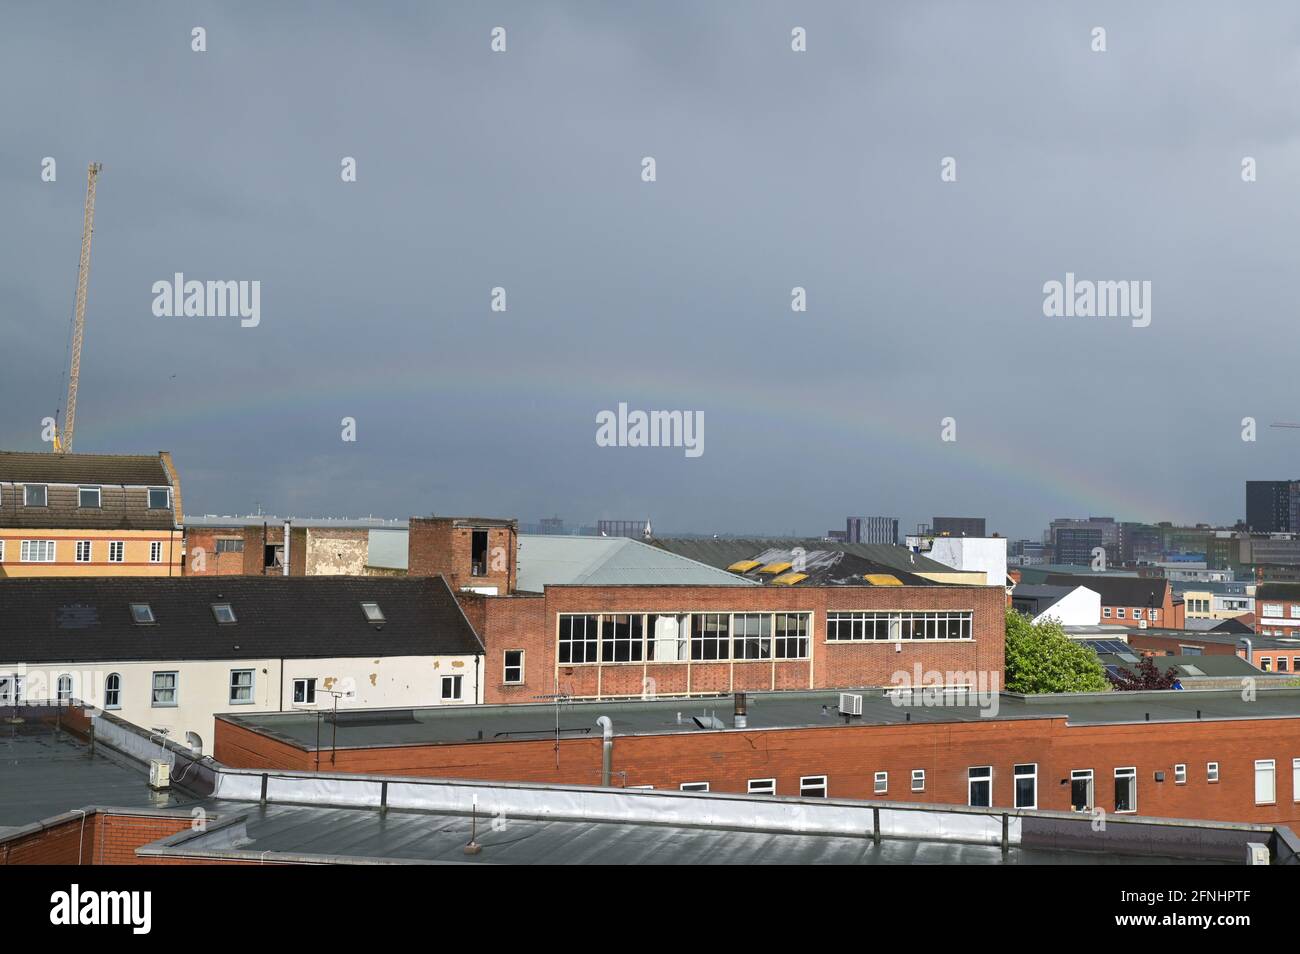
[906,535,1008,587]
[0,575,483,751]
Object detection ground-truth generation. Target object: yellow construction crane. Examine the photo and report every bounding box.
[53,162,101,454]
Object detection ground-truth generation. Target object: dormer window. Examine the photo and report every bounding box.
[211,603,236,624]
[130,603,156,624]
[24,485,47,507]
[79,486,101,508]
[148,487,171,510]
[360,602,385,624]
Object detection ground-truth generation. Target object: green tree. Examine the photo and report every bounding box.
[1004,609,1110,694]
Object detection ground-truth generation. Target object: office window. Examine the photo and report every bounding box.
[211,603,236,624]
[129,603,155,624]
[557,614,599,664]
[293,678,316,704]
[690,612,730,660]
[968,766,993,807]
[799,775,827,798]
[78,486,101,508]
[1114,767,1137,813]
[215,538,243,553]
[1261,657,1273,672]
[503,650,524,684]
[229,669,254,704]
[20,540,56,563]
[1255,760,1276,805]
[911,769,925,793]
[773,613,810,659]
[1174,763,1187,785]
[75,540,92,563]
[1279,657,1290,673]
[1263,603,1283,617]
[874,771,888,795]
[441,674,463,701]
[57,674,73,703]
[107,541,124,563]
[680,782,709,793]
[732,613,771,660]
[1292,605,1300,618]
[1207,761,1219,783]
[104,673,121,709]
[601,613,644,663]
[825,610,971,641]
[151,671,178,707]
[1070,769,1094,812]
[1013,763,1037,809]
[747,778,775,795]
[149,541,163,563]
[148,487,170,510]
[24,484,47,507]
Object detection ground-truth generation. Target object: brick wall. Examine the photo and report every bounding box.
[213,711,1300,827]
[408,518,517,594]
[475,583,1006,702]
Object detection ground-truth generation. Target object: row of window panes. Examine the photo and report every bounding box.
[1,540,162,563]
[7,485,170,509]
[0,670,467,708]
[1101,607,1160,620]
[1259,603,1300,618]
[825,611,973,642]
[557,612,810,664]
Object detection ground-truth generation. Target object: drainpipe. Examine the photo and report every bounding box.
[596,716,613,786]
[1239,637,1253,666]
[282,520,290,576]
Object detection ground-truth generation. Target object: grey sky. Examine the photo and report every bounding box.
[3,2,1299,539]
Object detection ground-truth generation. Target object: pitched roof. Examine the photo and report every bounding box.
[0,451,170,486]
[516,535,758,592]
[1255,582,1300,601]
[0,576,482,663]
[649,538,952,575]
[1044,573,1168,607]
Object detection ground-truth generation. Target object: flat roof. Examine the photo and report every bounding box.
[219,686,1300,751]
[0,729,189,833]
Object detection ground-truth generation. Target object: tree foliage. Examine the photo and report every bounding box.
[1004,609,1111,694]
[1109,655,1180,691]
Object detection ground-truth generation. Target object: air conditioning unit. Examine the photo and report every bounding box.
[839,692,863,717]
[1246,842,1270,865]
[149,759,171,792]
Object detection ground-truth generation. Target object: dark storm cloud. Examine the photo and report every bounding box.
[3,1,1298,537]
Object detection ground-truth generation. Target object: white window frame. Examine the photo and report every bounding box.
[503,650,524,684]
[229,669,255,704]
[148,487,171,510]
[968,766,992,807]
[1102,607,1112,618]
[23,484,47,507]
[0,675,27,705]
[1013,763,1037,809]
[680,782,710,793]
[1207,761,1219,783]
[104,673,122,709]
[799,775,827,798]
[440,674,463,701]
[20,540,56,563]
[107,540,124,563]
[78,486,101,509]
[56,674,73,703]
[1293,759,1300,804]
[1070,769,1094,812]
[1174,763,1187,785]
[911,769,925,793]
[75,540,92,563]
[0,540,5,562]
[747,778,775,795]
[1261,657,1272,672]
[874,771,888,795]
[1255,759,1276,806]
[293,677,317,705]
[151,671,178,708]
[212,603,237,624]
[1116,608,1126,619]
[1114,766,1137,813]
[149,541,163,563]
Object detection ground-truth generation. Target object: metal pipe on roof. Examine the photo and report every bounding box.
[283,520,290,577]
[597,716,613,786]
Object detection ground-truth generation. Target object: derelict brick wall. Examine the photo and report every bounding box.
[479,584,1006,701]
[213,714,1300,827]
[408,519,516,594]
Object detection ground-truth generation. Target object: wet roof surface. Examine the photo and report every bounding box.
[220,686,1300,750]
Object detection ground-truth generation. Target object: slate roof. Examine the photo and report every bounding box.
[1043,573,1169,607]
[0,576,482,663]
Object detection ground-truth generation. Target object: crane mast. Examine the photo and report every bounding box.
[54,162,101,454]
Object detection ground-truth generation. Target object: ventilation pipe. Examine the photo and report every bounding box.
[282,520,290,576]
[596,716,613,786]
[733,693,748,729]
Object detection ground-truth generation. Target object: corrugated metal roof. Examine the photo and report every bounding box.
[650,538,954,575]
[516,535,758,592]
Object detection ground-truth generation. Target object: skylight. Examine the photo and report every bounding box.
[212,603,236,624]
[361,602,385,624]
[129,603,155,624]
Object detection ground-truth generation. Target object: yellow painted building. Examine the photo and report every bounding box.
[0,450,183,577]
